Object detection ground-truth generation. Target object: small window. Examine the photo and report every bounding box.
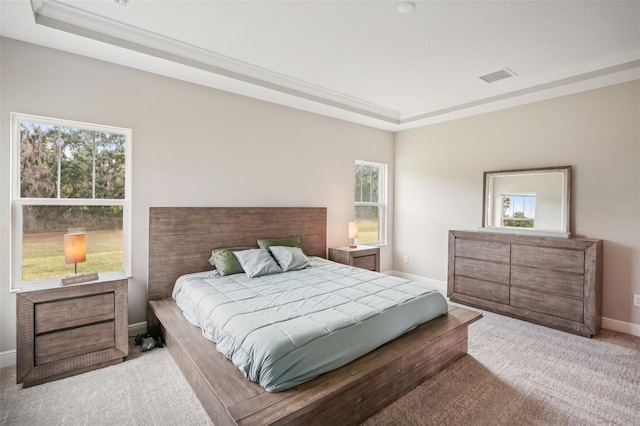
[11,113,131,290]
[355,160,387,245]
[502,194,535,228]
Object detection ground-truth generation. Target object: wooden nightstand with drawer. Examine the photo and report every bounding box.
[328,245,380,272]
[17,271,128,387]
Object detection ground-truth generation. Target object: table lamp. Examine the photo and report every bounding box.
[62,229,98,285]
[64,230,86,275]
[348,221,358,248]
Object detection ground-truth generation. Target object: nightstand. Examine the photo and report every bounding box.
[16,271,128,387]
[328,245,380,272]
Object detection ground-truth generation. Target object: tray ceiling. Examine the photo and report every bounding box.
[2,0,639,130]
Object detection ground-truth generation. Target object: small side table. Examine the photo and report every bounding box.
[16,271,128,387]
[328,245,380,272]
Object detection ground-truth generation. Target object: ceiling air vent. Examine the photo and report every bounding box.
[479,68,517,83]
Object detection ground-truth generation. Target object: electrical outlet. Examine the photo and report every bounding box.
[403,256,409,264]
[634,294,640,307]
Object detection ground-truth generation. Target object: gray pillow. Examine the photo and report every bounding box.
[270,246,311,272]
[233,249,282,278]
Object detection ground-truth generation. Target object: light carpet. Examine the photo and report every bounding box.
[1,339,213,426]
[1,310,639,425]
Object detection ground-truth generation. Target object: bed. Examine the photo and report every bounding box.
[147,207,482,425]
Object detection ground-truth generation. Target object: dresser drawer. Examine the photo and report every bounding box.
[511,287,583,323]
[511,266,584,298]
[454,276,509,304]
[35,293,115,334]
[512,245,584,274]
[352,255,376,271]
[454,257,510,285]
[455,239,510,263]
[35,321,115,365]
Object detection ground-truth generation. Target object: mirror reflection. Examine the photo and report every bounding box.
[481,166,571,238]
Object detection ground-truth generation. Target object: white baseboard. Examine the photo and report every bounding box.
[1,349,16,369]
[1,322,149,368]
[388,270,640,338]
[602,317,640,337]
[387,270,448,296]
[128,321,148,337]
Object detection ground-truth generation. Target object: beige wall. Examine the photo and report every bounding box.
[0,38,395,353]
[2,37,638,356]
[394,80,640,327]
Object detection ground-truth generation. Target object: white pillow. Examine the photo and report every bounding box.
[233,249,282,278]
[270,246,311,272]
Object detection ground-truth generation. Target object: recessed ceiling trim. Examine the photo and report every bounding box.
[400,58,640,123]
[397,64,640,130]
[30,0,401,124]
[22,0,640,132]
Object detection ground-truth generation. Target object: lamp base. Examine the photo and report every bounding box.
[61,272,99,286]
[348,244,358,248]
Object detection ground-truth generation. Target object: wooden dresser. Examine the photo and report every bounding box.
[448,230,602,336]
[17,271,128,387]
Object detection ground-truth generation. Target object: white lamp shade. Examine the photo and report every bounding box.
[348,221,359,239]
[64,233,86,264]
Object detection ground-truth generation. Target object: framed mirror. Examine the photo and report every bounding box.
[481,166,571,238]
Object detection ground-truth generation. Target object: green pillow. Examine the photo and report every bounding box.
[257,236,301,254]
[208,247,253,276]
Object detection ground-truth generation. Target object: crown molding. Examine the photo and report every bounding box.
[28,0,640,132]
[30,0,401,124]
[400,56,640,123]
[395,60,640,130]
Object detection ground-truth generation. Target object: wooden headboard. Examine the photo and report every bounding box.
[148,207,327,300]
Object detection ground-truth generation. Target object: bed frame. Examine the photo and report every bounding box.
[147,207,481,425]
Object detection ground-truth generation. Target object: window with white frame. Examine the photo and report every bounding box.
[354,160,387,245]
[501,193,536,228]
[11,113,131,290]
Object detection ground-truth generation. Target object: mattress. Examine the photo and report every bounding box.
[172,257,448,392]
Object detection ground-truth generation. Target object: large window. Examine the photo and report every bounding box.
[355,160,387,245]
[11,113,131,290]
